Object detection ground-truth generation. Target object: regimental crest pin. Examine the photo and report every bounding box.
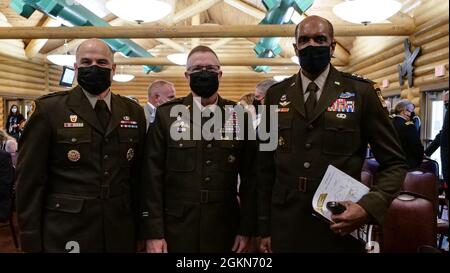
[67,150,81,162]
[70,115,78,123]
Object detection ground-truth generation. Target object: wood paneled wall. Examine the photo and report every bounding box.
[48,68,275,105]
[0,53,48,98]
[0,97,3,128]
[111,75,276,105]
[346,0,449,115]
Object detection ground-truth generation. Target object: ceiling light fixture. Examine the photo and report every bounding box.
[47,40,76,67]
[167,53,188,66]
[106,0,172,24]
[113,66,135,82]
[273,75,290,82]
[333,0,402,25]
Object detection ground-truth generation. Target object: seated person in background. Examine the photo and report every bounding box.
[392,99,424,169]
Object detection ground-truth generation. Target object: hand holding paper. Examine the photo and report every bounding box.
[312,165,373,243]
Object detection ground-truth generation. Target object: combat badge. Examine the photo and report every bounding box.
[339,92,355,99]
[67,150,81,162]
[279,94,291,107]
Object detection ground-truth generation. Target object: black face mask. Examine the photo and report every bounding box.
[189,70,219,98]
[410,111,416,118]
[297,45,331,75]
[77,65,112,95]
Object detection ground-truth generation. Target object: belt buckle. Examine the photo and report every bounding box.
[200,190,209,203]
[298,177,307,192]
[100,184,110,199]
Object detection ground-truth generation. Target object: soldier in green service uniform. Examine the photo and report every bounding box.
[140,46,256,253]
[16,39,146,253]
[257,16,408,253]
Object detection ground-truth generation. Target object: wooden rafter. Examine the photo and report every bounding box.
[0,23,415,39]
[25,17,60,58]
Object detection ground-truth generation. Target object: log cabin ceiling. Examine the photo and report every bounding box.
[0,0,448,103]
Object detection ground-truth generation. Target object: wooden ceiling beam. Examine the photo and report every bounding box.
[0,24,415,39]
[158,0,222,26]
[209,38,235,50]
[223,0,265,20]
[110,56,344,66]
[155,38,187,52]
[25,17,60,58]
[191,0,201,48]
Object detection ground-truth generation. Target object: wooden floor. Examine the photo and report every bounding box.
[0,211,447,253]
[0,214,20,253]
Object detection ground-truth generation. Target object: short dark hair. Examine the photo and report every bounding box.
[187,45,220,63]
[295,16,334,41]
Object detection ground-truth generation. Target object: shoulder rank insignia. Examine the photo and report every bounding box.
[342,72,374,84]
[28,101,36,118]
[376,90,387,108]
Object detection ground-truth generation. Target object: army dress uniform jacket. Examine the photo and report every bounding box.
[140,94,257,252]
[16,86,146,252]
[257,66,408,252]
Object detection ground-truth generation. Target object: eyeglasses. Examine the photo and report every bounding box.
[187,65,220,73]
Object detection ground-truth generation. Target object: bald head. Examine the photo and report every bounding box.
[295,16,334,41]
[148,80,176,106]
[75,39,115,66]
[293,15,336,77]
